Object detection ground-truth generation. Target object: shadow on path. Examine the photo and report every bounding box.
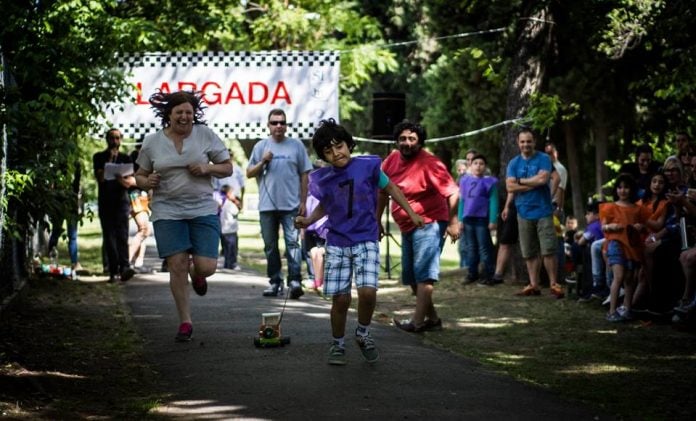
[123,251,609,420]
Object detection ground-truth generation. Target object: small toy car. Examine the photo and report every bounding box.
[254,312,291,348]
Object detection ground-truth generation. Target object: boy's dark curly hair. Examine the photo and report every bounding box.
[392,120,427,145]
[311,118,355,161]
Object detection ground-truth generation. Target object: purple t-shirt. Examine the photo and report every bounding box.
[309,156,381,247]
[460,174,498,218]
[583,219,604,242]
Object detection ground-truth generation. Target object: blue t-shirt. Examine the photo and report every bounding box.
[506,152,554,220]
[309,156,383,247]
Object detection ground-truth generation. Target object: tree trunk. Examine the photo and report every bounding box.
[499,2,554,283]
[563,121,584,225]
[594,125,609,200]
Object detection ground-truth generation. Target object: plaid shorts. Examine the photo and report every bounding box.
[323,241,380,296]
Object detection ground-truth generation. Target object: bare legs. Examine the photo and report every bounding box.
[128,211,150,267]
[494,243,511,279]
[167,252,217,324]
[526,254,559,289]
[413,282,438,327]
[310,246,325,288]
[330,287,376,338]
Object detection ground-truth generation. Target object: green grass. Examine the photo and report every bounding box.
[41,212,696,419]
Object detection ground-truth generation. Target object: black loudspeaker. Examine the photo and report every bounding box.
[372,92,405,139]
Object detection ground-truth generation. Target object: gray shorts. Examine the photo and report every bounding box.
[517,215,557,259]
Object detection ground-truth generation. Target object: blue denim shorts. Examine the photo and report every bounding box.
[401,221,447,285]
[323,241,380,296]
[153,214,221,259]
[606,240,639,271]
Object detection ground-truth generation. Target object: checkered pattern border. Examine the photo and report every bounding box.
[123,122,318,141]
[117,51,340,68]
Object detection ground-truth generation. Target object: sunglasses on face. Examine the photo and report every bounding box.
[269,121,287,126]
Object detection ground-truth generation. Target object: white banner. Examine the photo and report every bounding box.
[107,51,340,140]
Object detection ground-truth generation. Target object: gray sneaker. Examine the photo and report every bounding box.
[355,332,379,363]
[328,343,347,365]
[605,312,625,322]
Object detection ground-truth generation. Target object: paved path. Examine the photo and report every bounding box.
[123,252,608,420]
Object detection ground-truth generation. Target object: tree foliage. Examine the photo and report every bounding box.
[2,0,695,285]
[0,0,400,284]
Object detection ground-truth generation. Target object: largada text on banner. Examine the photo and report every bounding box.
[106,51,340,140]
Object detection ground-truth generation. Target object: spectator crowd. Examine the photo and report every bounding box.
[43,94,694,359]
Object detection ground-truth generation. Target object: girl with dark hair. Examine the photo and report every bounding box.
[634,172,672,310]
[600,174,652,322]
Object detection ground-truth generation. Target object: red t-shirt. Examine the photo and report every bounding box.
[382,148,458,233]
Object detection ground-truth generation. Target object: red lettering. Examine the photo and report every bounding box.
[248,82,269,104]
[135,80,293,106]
[224,82,246,104]
[201,82,222,105]
[178,81,197,93]
[135,82,148,105]
[271,81,291,104]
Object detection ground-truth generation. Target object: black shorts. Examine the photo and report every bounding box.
[498,206,519,245]
[304,231,326,252]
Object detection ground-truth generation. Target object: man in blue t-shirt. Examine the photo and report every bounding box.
[505,128,564,298]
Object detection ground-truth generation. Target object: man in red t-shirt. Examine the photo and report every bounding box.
[378,120,460,332]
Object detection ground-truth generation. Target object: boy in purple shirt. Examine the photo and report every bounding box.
[459,154,499,285]
[295,118,423,366]
[577,201,607,300]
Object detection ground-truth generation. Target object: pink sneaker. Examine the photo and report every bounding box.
[175,322,193,342]
[191,275,208,296]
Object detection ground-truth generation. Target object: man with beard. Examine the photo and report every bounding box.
[378,120,460,332]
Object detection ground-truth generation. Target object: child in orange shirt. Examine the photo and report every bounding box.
[600,174,652,322]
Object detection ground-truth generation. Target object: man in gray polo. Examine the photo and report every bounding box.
[247,109,313,299]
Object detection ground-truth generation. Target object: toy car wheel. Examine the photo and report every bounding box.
[281,337,290,346]
[254,338,261,347]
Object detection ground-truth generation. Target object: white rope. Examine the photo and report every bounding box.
[340,27,507,53]
[354,118,526,144]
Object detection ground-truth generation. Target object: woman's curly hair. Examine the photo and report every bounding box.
[149,90,207,127]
